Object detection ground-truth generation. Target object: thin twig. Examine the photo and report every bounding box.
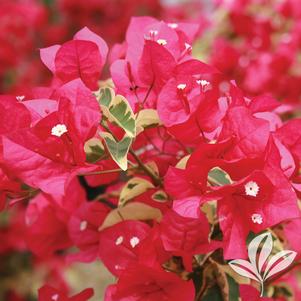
[79,166,137,176]
[129,148,162,186]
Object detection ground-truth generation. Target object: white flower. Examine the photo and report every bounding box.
[177,83,186,90]
[51,124,68,137]
[115,236,124,245]
[196,79,210,87]
[168,23,178,29]
[185,42,192,50]
[157,39,167,46]
[52,294,59,301]
[149,30,158,36]
[130,236,140,248]
[251,213,263,224]
[16,95,25,102]
[245,181,259,197]
[80,220,88,231]
[196,79,211,92]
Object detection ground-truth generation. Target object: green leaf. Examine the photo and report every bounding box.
[102,132,132,171]
[96,86,114,107]
[152,190,168,202]
[97,87,136,137]
[226,274,240,301]
[84,138,105,163]
[200,260,239,301]
[202,284,223,301]
[208,167,232,186]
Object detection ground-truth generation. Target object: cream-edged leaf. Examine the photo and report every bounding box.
[119,177,154,206]
[248,232,272,274]
[102,132,132,171]
[152,190,168,202]
[229,259,262,282]
[98,202,162,231]
[135,109,162,135]
[97,87,136,137]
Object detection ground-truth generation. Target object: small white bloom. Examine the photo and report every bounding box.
[251,213,263,224]
[130,236,140,248]
[149,30,158,36]
[52,294,59,301]
[115,236,124,245]
[176,150,184,158]
[168,23,178,29]
[177,83,186,90]
[185,42,192,50]
[196,79,209,86]
[80,220,88,231]
[157,39,167,46]
[245,181,260,197]
[16,95,25,102]
[196,79,210,92]
[51,124,68,137]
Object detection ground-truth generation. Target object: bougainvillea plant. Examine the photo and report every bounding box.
[1,10,301,301]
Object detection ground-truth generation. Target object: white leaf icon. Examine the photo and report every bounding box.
[229,259,262,282]
[248,232,272,274]
[263,250,297,281]
[228,232,296,297]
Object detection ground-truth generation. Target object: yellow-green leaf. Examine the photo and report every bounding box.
[152,190,169,202]
[84,138,105,163]
[97,87,136,137]
[119,177,155,206]
[102,132,132,171]
[98,202,162,231]
[135,109,162,135]
[176,154,190,169]
[208,167,232,186]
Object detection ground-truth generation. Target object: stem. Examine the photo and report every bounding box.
[260,281,264,297]
[135,81,154,120]
[129,149,162,186]
[141,81,154,106]
[79,166,137,176]
[95,192,118,209]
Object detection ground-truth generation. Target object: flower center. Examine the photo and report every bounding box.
[80,220,88,231]
[168,23,178,29]
[149,30,158,36]
[185,42,192,51]
[251,213,263,224]
[245,181,259,197]
[177,83,187,90]
[52,294,59,301]
[115,236,124,245]
[157,39,167,46]
[130,236,140,248]
[51,124,68,137]
[16,95,25,102]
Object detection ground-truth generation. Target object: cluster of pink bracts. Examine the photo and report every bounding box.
[2,1,301,301]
